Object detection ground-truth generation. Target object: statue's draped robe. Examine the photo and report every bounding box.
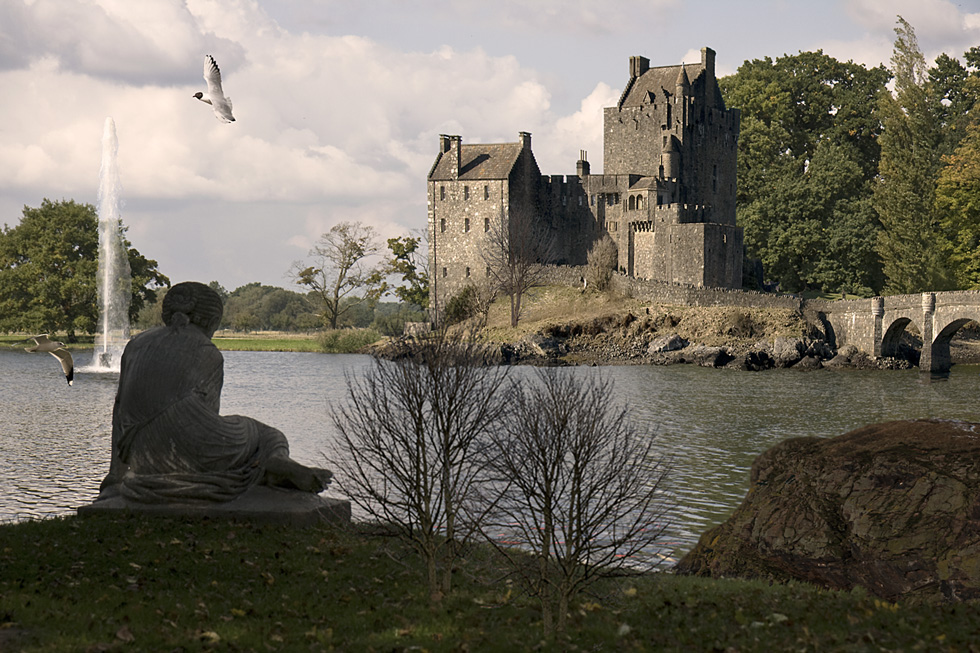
[99,325,289,503]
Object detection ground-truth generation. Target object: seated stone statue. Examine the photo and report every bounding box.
[97,281,332,504]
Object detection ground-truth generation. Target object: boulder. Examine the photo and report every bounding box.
[686,345,733,368]
[772,337,803,367]
[676,419,980,601]
[648,334,688,354]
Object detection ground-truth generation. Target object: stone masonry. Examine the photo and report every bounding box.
[427,47,743,313]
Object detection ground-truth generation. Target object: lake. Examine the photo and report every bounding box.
[2,348,979,558]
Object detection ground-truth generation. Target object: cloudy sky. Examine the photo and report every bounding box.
[2,0,979,292]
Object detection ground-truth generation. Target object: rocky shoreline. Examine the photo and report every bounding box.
[376,304,980,371]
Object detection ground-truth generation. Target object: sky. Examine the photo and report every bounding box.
[2,0,979,293]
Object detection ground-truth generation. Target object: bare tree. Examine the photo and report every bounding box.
[481,368,671,636]
[328,331,511,600]
[585,235,618,291]
[290,221,382,329]
[481,205,554,328]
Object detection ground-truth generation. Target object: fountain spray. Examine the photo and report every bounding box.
[91,117,132,371]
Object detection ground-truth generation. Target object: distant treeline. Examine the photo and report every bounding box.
[136,281,425,335]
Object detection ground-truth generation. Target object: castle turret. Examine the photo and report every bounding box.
[675,63,690,95]
[662,135,680,180]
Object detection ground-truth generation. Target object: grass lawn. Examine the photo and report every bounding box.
[2,515,980,652]
[2,331,381,354]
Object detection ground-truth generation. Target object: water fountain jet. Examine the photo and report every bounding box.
[90,117,131,372]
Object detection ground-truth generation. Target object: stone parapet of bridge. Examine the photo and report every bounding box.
[815,290,980,373]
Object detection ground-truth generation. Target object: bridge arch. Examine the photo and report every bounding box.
[927,317,977,374]
[880,317,919,359]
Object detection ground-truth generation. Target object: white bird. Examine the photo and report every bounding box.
[193,55,235,123]
[24,335,74,386]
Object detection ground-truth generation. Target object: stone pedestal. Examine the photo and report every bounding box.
[77,486,351,527]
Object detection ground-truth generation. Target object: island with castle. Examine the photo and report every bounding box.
[427,47,742,311]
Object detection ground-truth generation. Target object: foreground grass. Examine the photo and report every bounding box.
[3,516,980,651]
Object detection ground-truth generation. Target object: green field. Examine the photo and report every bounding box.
[2,514,978,652]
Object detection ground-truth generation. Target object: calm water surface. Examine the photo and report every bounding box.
[2,348,979,557]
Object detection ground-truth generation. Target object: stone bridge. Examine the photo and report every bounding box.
[812,291,980,373]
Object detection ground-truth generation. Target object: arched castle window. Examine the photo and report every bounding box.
[628,196,635,211]
[637,195,643,210]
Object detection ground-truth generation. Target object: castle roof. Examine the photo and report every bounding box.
[428,142,523,181]
[619,62,705,108]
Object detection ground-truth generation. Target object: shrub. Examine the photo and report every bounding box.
[586,236,618,291]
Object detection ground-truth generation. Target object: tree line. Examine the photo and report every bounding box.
[726,16,980,296]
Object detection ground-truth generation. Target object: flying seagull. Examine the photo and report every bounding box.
[193,55,235,123]
[24,335,74,386]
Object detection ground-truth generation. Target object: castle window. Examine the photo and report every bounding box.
[591,194,595,206]
[578,196,583,206]
[464,217,470,232]
[440,186,445,201]
[466,267,471,277]
[637,195,643,210]
[486,266,491,277]
[628,196,635,211]
[484,185,490,200]
[440,218,446,233]
[464,186,470,200]
[484,217,490,232]
[713,165,718,192]
[442,267,447,278]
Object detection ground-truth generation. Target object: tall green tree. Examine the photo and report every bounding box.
[378,235,429,309]
[927,48,980,156]
[875,16,953,294]
[290,221,383,329]
[935,113,980,288]
[721,50,889,294]
[0,199,169,340]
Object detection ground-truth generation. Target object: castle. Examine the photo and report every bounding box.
[427,47,742,312]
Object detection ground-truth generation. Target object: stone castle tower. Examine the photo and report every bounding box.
[427,47,742,312]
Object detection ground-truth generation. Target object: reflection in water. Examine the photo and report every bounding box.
[2,349,979,557]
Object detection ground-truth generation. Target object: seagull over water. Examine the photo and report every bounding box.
[193,55,235,123]
[23,335,74,386]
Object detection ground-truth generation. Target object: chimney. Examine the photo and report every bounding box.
[630,55,649,78]
[701,47,716,79]
[576,150,590,177]
[518,131,532,150]
[447,135,461,180]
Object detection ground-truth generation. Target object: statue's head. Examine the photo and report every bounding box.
[162,282,224,337]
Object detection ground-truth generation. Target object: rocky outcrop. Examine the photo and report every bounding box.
[676,419,980,601]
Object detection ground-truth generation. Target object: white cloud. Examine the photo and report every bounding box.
[2,0,977,290]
